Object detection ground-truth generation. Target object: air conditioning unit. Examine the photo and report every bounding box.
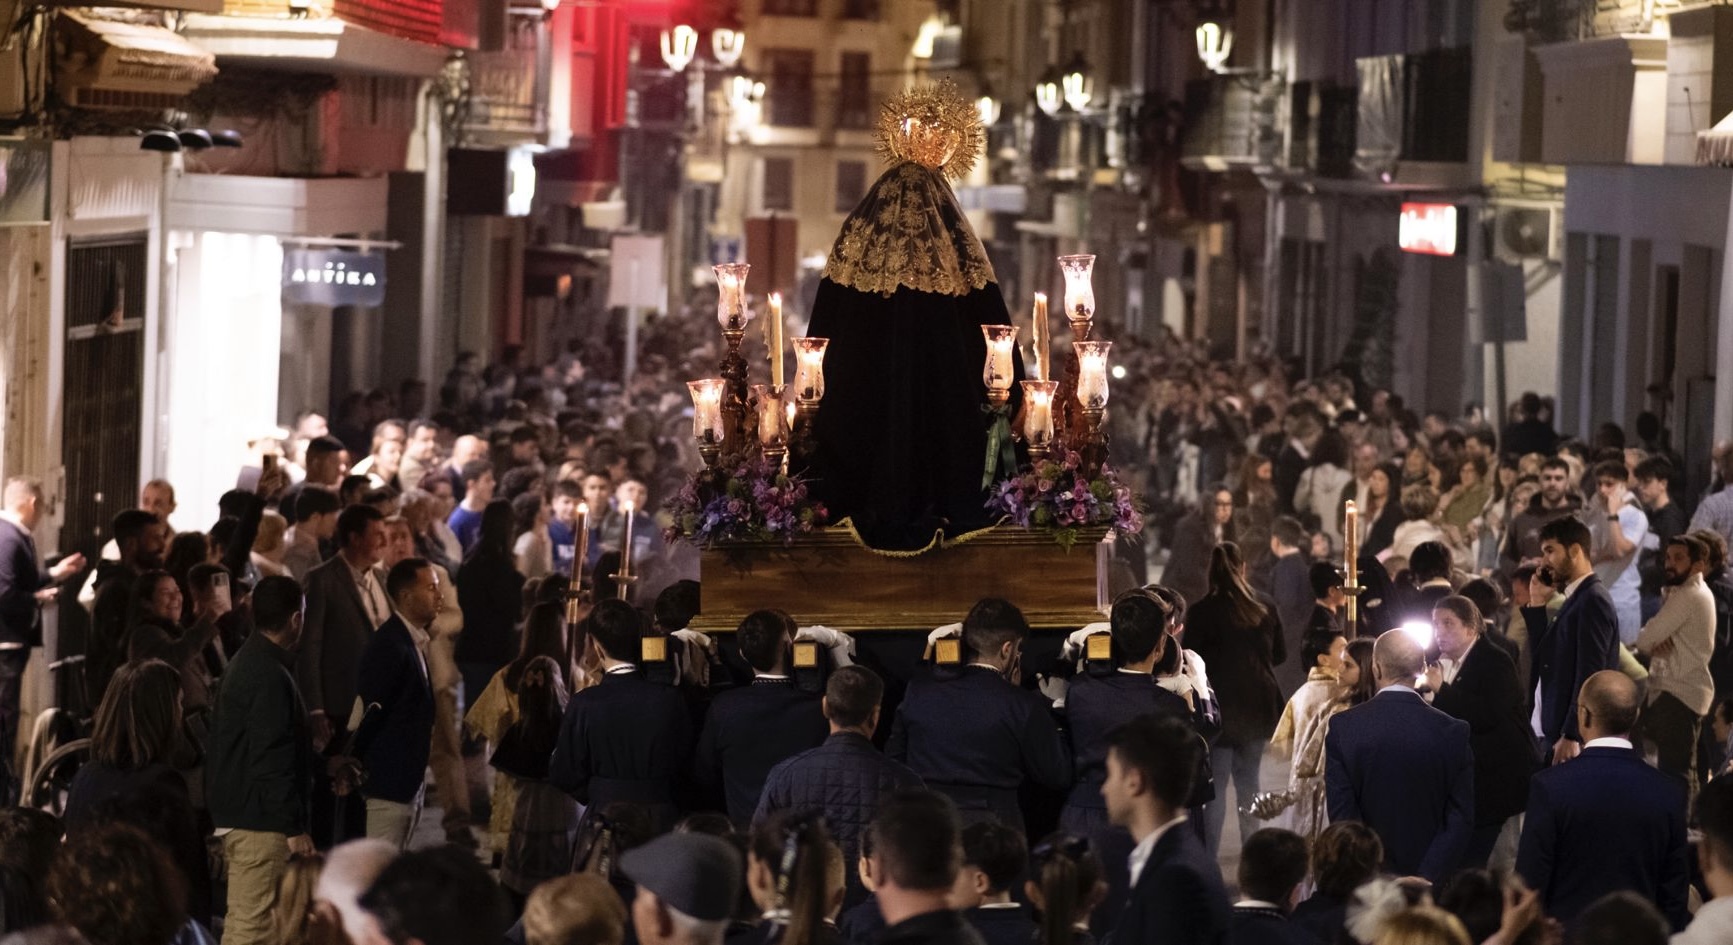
[1493,203,1562,262]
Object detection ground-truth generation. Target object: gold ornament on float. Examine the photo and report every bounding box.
[872,79,985,180]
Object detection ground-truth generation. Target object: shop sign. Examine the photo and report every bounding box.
[1398,202,1459,256]
[283,249,386,307]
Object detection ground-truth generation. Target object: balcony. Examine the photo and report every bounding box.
[1533,34,1666,165]
[1353,47,1472,179]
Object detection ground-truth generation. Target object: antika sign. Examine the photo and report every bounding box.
[283,249,386,307]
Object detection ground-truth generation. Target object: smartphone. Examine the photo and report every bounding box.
[1537,566,1555,587]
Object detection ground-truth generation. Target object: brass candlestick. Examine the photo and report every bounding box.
[610,571,638,603]
[1080,404,1107,479]
[719,323,751,455]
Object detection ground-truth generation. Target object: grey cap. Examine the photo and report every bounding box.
[619,832,743,922]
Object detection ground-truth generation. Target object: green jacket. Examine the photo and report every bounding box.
[205,633,314,836]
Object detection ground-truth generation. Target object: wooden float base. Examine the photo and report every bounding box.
[693,525,1107,632]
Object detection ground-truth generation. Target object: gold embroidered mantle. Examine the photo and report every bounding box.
[820,161,997,298]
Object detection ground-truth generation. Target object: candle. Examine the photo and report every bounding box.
[1343,500,1359,585]
[1021,380,1057,449]
[768,292,785,387]
[688,379,726,445]
[754,384,786,448]
[792,337,829,404]
[1059,254,1096,322]
[981,325,1018,394]
[620,499,636,578]
[1031,293,1049,382]
[568,500,590,619]
[713,263,753,330]
[1073,341,1112,409]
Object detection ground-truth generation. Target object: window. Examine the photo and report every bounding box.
[837,52,871,130]
[763,49,815,128]
[835,160,867,213]
[763,157,795,212]
[762,0,816,16]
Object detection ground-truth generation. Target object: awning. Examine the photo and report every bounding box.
[55,11,218,110]
[1697,111,1733,166]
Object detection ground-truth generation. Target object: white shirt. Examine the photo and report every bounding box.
[349,559,389,629]
[0,510,31,536]
[1582,736,1634,751]
[1438,639,1475,687]
[1127,813,1189,888]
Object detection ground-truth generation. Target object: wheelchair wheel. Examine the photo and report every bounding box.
[27,738,90,817]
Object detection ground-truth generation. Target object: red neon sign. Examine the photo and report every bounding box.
[1398,203,1459,256]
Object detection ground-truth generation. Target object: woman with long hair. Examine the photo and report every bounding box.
[497,656,579,901]
[456,498,526,717]
[1282,635,1377,868]
[743,812,842,945]
[1026,834,1107,945]
[1234,455,1278,580]
[1180,542,1284,856]
[511,492,552,581]
[1270,627,1347,845]
[1166,487,1236,610]
[465,600,570,860]
[1362,464,1406,559]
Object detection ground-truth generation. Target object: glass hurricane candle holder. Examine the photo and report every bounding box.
[688,378,726,466]
[981,325,1018,404]
[713,263,753,331]
[1074,340,1112,411]
[1021,379,1058,460]
[792,337,829,406]
[754,384,787,450]
[1058,254,1096,328]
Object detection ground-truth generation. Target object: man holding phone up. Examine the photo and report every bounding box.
[1523,517,1621,766]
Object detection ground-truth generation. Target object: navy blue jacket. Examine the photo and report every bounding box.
[887,666,1071,829]
[1228,905,1319,945]
[1324,689,1473,883]
[549,667,692,824]
[1063,671,1195,813]
[1523,576,1620,745]
[756,731,924,904]
[695,677,827,824]
[1429,638,1536,825]
[963,905,1036,945]
[0,518,50,648]
[1514,744,1689,931]
[351,615,435,804]
[1110,822,1231,945]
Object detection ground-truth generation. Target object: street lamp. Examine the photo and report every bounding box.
[1061,51,1092,112]
[1196,1,1234,73]
[660,24,698,72]
[1035,66,1063,117]
[729,74,766,109]
[977,84,1001,126]
[712,28,745,69]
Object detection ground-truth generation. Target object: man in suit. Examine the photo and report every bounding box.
[1325,628,1473,882]
[1425,595,1536,869]
[1306,563,1345,636]
[888,598,1071,832]
[1101,712,1230,945]
[1525,516,1621,766]
[1229,828,1316,945]
[1269,516,1315,697]
[756,664,924,907]
[695,609,827,825]
[349,557,440,848]
[1515,671,1689,931]
[0,476,83,796]
[1336,442,1382,539]
[549,598,692,832]
[296,503,386,847]
[863,790,986,945]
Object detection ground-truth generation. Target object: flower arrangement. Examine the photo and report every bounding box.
[985,450,1143,549]
[665,455,829,549]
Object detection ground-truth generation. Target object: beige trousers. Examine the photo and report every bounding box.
[221,829,289,945]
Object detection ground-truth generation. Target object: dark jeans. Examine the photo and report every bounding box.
[1203,738,1266,857]
[1642,691,1701,803]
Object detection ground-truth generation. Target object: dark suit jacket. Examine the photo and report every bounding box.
[1270,552,1315,696]
[695,677,827,824]
[295,555,378,722]
[1229,906,1319,945]
[1111,821,1231,945]
[1524,576,1619,745]
[351,615,434,804]
[1514,744,1689,931]
[0,519,49,648]
[1430,638,1537,825]
[1325,689,1473,882]
[888,666,1071,829]
[549,668,692,826]
[1062,671,1196,812]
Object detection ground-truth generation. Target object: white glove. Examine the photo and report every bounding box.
[1036,673,1069,707]
[1058,622,1112,662]
[671,628,716,654]
[796,625,856,666]
[926,622,962,646]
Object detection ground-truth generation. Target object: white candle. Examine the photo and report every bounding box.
[755,384,786,447]
[572,501,589,600]
[982,325,1018,394]
[1021,380,1057,448]
[1344,500,1359,584]
[1032,293,1049,382]
[768,292,785,386]
[620,499,636,577]
[1074,341,1112,409]
[688,379,725,444]
[713,263,752,329]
